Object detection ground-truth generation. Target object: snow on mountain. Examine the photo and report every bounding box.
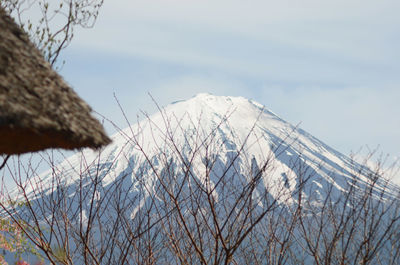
[6,93,400,265]
[11,93,391,206]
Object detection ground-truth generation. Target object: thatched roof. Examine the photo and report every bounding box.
[0,7,111,155]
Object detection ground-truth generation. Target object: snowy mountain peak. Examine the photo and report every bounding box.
[6,94,399,265]
[12,94,391,205]
[168,93,278,118]
[10,96,353,200]
[157,94,286,138]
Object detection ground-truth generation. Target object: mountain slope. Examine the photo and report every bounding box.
[15,93,385,203]
[5,93,399,265]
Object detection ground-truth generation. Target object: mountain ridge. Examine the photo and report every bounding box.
[11,93,387,203]
[4,93,400,265]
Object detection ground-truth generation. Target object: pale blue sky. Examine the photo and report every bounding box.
[59,0,400,161]
[3,0,399,190]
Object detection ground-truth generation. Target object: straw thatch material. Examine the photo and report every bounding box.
[0,8,111,155]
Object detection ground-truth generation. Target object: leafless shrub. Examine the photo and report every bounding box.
[1,0,104,67]
[1,108,399,265]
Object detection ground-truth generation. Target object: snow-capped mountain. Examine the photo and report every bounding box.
[14,93,390,203]
[6,93,400,265]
